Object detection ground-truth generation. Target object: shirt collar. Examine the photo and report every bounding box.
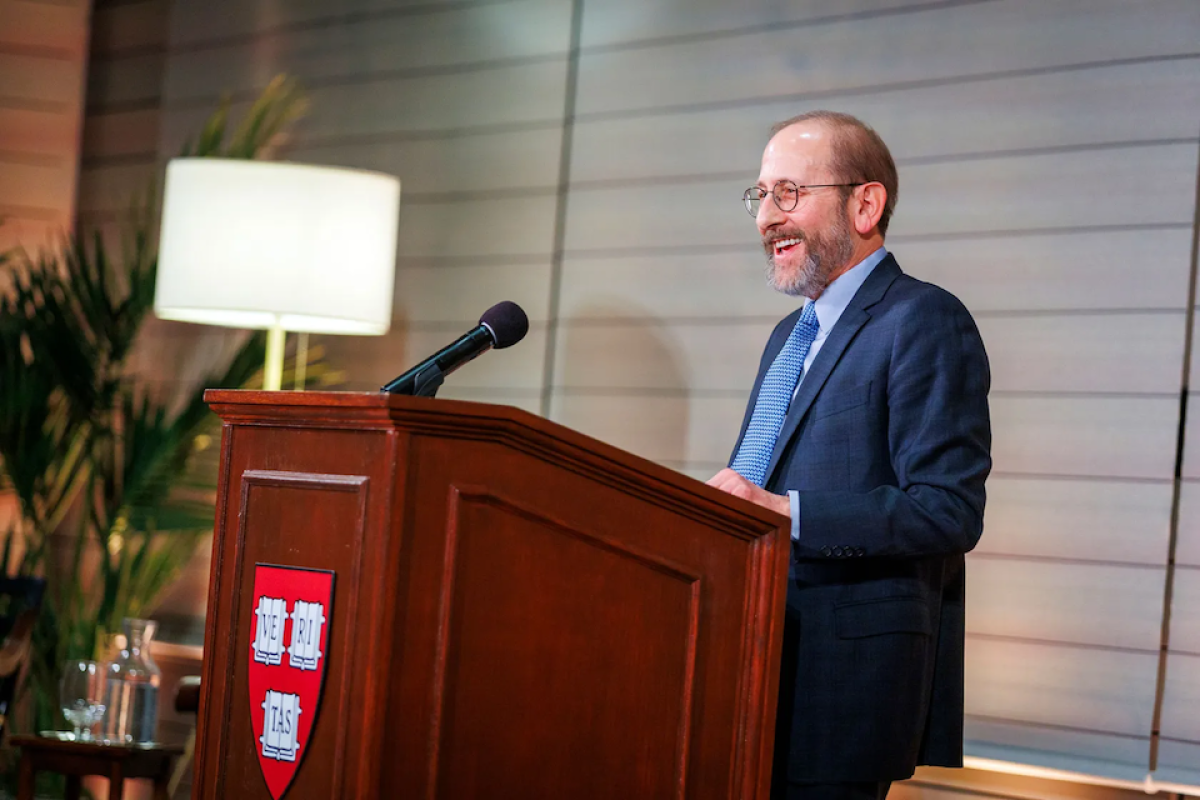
[808,247,887,333]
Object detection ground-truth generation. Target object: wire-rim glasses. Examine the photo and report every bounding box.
[743,180,865,216]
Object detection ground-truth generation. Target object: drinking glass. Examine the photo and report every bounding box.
[60,659,106,741]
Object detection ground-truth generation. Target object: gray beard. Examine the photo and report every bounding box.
[764,211,855,299]
[767,250,824,298]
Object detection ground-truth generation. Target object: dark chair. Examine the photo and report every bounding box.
[0,576,47,739]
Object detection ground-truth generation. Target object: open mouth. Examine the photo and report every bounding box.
[772,236,802,256]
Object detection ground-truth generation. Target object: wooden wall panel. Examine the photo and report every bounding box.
[900,230,1194,314]
[561,177,748,253]
[555,321,776,393]
[555,231,1192,325]
[0,0,89,252]
[578,0,916,49]
[1157,651,1200,781]
[289,127,565,195]
[558,251,796,320]
[161,0,570,103]
[165,0,499,46]
[569,58,1200,184]
[0,0,89,53]
[966,559,1165,651]
[0,158,75,213]
[315,326,549,393]
[896,767,1159,800]
[75,159,158,214]
[990,397,1178,481]
[964,717,1151,784]
[77,0,168,213]
[0,104,79,154]
[551,312,1186,400]
[0,51,83,101]
[80,107,160,158]
[550,394,744,469]
[572,0,1200,118]
[394,195,558,260]
[158,60,569,152]
[431,386,543,415]
[561,146,1196,254]
[121,320,251,390]
[392,261,553,324]
[977,478,1172,565]
[291,62,568,138]
[964,638,1157,745]
[1156,739,1200,789]
[1167,568,1200,654]
[1175,484,1200,566]
[87,51,165,108]
[89,0,167,55]
[1170,306,1200,768]
[1177,327,1200,577]
[0,218,59,258]
[977,314,1185,396]
[894,145,1196,236]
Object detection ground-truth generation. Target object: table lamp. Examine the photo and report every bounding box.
[154,158,401,390]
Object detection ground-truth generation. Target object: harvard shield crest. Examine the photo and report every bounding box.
[248,564,334,799]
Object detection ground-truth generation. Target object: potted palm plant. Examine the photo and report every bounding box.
[0,75,331,739]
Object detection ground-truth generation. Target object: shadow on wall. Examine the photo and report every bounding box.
[312,315,412,392]
[556,300,693,472]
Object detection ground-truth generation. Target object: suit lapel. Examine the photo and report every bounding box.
[762,256,902,484]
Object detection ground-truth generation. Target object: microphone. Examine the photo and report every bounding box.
[381,301,529,397]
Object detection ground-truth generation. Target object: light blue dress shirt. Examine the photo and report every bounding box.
[786,247,888,540]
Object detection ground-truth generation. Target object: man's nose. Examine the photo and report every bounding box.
[757,192,784,230]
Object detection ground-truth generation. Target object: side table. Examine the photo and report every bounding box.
[10,734,185,800]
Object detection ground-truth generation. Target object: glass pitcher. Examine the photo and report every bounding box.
[100,618,161,744]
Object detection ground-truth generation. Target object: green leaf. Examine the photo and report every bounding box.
[192,98,231,157]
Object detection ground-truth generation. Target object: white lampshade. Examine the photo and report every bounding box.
[155,158,401,335]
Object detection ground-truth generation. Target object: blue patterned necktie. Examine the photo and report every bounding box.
[730,302,820,487]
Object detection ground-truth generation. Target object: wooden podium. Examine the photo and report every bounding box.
[194,391,789,799]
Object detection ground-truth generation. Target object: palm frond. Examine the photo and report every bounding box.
[226,75,309,159]
[188,97,232,158]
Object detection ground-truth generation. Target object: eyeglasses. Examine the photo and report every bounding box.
[743,180,865,216]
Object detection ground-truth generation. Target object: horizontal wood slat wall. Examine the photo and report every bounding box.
[0,0,89,255]
[90,0,1200,794]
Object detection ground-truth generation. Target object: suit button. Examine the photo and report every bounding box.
[855,547,865,557]
[832,546,844,557]
[820,546,832,557]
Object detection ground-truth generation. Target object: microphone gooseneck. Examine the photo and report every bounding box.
[381,301,529,397]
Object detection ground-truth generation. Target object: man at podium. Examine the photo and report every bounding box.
[707,111,992,800]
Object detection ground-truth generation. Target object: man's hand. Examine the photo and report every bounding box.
[706,468,790,517]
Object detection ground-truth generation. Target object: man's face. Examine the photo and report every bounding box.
[755,123,854,299]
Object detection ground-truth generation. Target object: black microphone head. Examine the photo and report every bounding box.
[479,301,529,349]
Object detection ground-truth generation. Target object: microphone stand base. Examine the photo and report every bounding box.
[381,363,445,397]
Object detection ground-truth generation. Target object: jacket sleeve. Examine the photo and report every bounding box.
[793,291,992,559]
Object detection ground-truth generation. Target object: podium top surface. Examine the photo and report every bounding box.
[204,389,787,539]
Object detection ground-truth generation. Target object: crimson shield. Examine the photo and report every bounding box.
[247,564,334,799]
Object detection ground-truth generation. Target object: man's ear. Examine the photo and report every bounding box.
[850,183,887,235]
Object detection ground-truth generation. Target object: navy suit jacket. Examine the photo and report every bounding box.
[732,254,992,783]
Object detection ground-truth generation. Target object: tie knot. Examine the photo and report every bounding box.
[798,301,819,332]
